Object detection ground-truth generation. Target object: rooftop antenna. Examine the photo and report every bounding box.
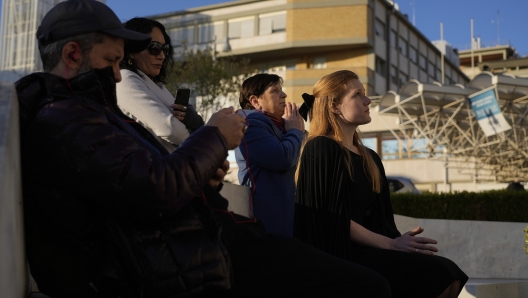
[410,0,416,26]
[492,10,501,45]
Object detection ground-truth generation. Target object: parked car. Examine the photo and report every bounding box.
[386,176,421,194]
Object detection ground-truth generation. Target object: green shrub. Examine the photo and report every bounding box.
[391,190,528,222]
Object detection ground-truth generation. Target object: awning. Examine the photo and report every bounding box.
[376,72,528,182]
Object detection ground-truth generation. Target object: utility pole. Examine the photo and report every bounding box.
[440,22,445,84]
[470,18,475,79]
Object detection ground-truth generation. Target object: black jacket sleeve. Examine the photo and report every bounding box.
[23,99,227,220]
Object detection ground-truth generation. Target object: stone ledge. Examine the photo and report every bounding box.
[394,215,528,280]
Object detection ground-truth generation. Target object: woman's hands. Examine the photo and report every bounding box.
[171,104,205,133]
[170,104,187,121]
[391,226,438,256]
[349,221,438,256]
[284,102,305,132]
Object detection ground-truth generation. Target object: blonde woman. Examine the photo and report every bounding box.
[294,70,467,298]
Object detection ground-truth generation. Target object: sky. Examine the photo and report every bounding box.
[106,0,528,57]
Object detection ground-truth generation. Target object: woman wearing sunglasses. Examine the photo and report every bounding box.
[116,18,204,152]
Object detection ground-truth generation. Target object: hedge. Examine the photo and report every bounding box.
[390,190,528,222]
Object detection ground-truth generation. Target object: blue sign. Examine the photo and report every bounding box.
[468,88,511,137]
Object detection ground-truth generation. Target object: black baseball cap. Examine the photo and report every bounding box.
[37,0,151,53]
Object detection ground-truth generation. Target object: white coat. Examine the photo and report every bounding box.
[116,69,189,152]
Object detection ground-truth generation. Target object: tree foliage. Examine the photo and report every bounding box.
[166,45,251,119]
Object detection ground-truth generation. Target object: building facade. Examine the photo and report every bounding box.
[150,0,467,101]
[458,44,528,79]
[150,0,477,192]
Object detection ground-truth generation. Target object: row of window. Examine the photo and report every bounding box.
[363,133,445,160]
[376,57,459,90]
[258,56,327,74]
[167,11,286,46]
[374,18,461,88]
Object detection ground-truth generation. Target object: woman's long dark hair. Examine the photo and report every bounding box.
[120,17,174,83]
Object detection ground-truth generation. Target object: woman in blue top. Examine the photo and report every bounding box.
[235,73,305,236]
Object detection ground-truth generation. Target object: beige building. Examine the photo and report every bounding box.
[459,44,528,79]
[151,0,528,193]
[151,0,467,102]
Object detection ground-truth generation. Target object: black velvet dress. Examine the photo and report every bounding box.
[294,136,468,298]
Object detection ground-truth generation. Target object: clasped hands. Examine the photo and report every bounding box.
[392,226,438,256]
[284,102,305,132]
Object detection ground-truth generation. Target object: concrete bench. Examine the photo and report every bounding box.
[0,85,27,298]
[394,215,528,297]
[0,84,53,298]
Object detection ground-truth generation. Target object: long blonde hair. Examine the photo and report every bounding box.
[295,70,381,193]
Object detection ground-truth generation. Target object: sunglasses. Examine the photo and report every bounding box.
[148,41,170,56]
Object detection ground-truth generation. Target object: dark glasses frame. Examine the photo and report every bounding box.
[148,41,170,56]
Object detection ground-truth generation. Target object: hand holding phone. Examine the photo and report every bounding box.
[171,88,190,121]
[170,88,204,132]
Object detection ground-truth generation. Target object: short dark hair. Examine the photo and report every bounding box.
[39,32,106,72]
[239,73,283,110]
[119,18,174,83]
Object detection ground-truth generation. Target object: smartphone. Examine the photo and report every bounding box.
[174,88,190,106]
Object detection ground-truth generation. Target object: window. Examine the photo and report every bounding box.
[379,131,444,160]
[382,138,399,160]
[169,26,195,45]
[260,60,296,73]
[399,36,407,55]
[363,137,377,152]
[445,66,452,77]
[390,30,397,48]
[409,46,417,63]
[399,71,408,88]
[428,61,436,78]
[452,74,459,83]
[198,22,224,44]
[259,11,286,35]
[419,53,427,71]
[390,65,398,85]
[387,179,405,192]
[375,18,385,40]
[228,17,254,39]
[403,138,428,159]
[313,56,326,69]
[285,60,296,70]
[375,57,387,77]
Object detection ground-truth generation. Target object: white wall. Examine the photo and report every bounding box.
[0,85,26,298]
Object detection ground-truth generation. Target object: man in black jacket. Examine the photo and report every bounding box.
[17,1,391,297]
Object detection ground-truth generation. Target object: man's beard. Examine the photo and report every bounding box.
[77,57,92,75]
